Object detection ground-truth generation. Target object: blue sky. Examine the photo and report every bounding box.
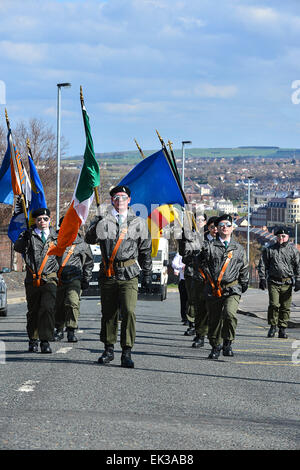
[1,0,300,156]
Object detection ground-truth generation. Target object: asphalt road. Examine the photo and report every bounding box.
[0,292,299,451]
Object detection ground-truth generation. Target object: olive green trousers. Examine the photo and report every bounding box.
[99,276,138,348]
[267,283,292,328]
[25,277,57,342]
[184,276,196,322]
[55,279,81,330]
[206,294,240,347]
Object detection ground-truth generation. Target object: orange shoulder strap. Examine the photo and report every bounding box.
[206,250,233,297]
[31,241,55,287]
[216,250,233,287]
[57,244,76,280]
[104,227,128,277]
[198,267,206,281]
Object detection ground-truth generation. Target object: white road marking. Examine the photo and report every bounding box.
[17,380,40,393]
[55,347,73,354]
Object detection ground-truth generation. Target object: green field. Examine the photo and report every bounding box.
[64,146,300,165]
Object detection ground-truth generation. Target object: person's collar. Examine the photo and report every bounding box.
[111,207,128,219]
[218,236,231,245]
[35,227,50,237]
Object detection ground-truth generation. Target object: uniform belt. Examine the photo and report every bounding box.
[270,277,291,282]
[114,259,136,268]
[221,280,238,288]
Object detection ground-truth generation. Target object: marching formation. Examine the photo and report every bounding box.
[12,185,300,366]
[2,90,300,368]
[178,213,249,359]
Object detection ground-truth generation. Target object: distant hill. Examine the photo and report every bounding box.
[63,146,300,163]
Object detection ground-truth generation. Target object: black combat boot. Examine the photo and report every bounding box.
[54,328,64,341]
[223,339,234,356]
[267,326,276,338]
[98,345,114,365]
[67,327,78,343]
[208,344,222,360]
[40,341,52,354]
[278,327,288,339]
[192,336,205,348]
[121,347,134,368]
[184,322,195,336]
[28,339,39,353]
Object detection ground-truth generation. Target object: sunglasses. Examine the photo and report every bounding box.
[36,217,49,222]
[112,195,128,201]
[218,222,232,227]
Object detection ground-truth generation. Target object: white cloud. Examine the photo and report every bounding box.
[1,0,300,152]
[244,6,279,24]
[43,106,77,119]
[98,99,168,115]
[235,4,300,36]
[196,83,238,98]
[172,83,238,99]
[178,16,206,30]
[0,41,47,64]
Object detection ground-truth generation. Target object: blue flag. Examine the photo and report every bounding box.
[0,132,14,205]
[27,150,47,226]
[118,149,185,218]
[7,147,32,243]
[8,196,27,243]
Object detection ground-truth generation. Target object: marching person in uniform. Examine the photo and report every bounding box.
[179,211,206,345]
[258,227,300,338]
[54,217,94,343]
[171,251,188,324]
[14,208,59,354]
[198,214,249,359]
[189,215,219,348]
[204,216,218,242]
[85,185,152,368]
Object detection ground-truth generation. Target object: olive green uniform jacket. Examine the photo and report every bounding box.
[258,241,300,285]
[198,236,249,298]
[85,208,152,280]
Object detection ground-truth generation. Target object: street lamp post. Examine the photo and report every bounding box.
[247,176,254,263]
[181,140,192,192]
[56,82,71,229]
[295,219,298,247]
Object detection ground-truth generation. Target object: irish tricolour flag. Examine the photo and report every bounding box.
[48,102,100,256]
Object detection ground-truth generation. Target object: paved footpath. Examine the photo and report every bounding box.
[238,288,300,328]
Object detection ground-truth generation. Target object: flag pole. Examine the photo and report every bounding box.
[134,139,146,159]
[26,138,35,168]
[5,109,29,224]
[80,86,100,211]
[26,138,32,157]
[155,130,196,231]
[6,111,39,277]
[167,140,180,182]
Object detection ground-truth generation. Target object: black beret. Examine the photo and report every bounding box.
[275,228,289,236]
[207,216,218,226]
[32,208,50,218]
[216,214,232,225]
[110,185,131,197]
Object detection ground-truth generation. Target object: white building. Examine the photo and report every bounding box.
[215,199,234,213]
